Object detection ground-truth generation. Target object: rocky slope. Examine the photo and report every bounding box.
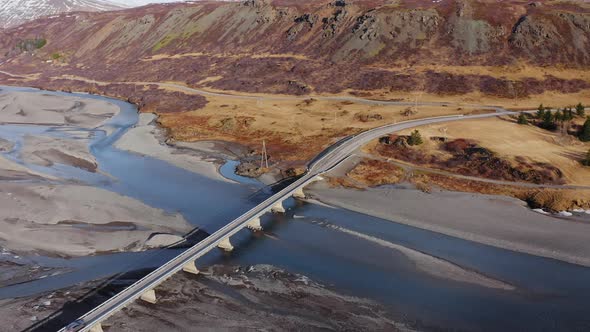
[0,0,124,28]
[1,0,590,96]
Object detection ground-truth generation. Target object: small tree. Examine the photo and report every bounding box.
[563,108,574,121]
[541,110,556,130]
[576,103,585,117]
[408,130,424,146]
[517,112,529,125]
[579,117,590,142]
[582,149,590,166]
[537,104,545,119]
[554,109,563,122]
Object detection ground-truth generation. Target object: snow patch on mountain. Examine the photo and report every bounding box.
[0,0,124,28]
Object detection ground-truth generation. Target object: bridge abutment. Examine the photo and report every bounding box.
[217,237,234,251]
[246,217,263,231]
[182,261,200,275]
[140,289,157,304]
[89,323,104,332]
[271,201,285,213]
[292,188,305,199]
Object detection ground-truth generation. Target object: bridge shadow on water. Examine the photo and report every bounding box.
[21,175,303,332]
[245,173,302,203]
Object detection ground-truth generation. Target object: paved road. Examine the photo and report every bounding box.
[59,109,523,332]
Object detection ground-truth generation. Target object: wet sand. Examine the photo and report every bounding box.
[0,91,193,257]
[107,265,413,332]
[308,219,514,290]
[0,91,118,127]
[1,265,414,332]
[115,113,232,182]
[0,183,192,257]
[308,181,590,267]
[22,135,97,172]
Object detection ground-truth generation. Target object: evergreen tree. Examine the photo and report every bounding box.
[408,130,424,146]
[576,103,585,117]
[541,110,556,130]
[566,108,575,121]
[517,112,528,125]
[584,149,590,166]
[554,109,563,122]
[537,104,545,119]
[579,117,590,142]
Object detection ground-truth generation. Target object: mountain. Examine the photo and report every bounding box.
[1,0,590,99]
[0,0,125,28]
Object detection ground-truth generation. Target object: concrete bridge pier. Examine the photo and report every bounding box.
[246,217,263,231]
[89,323,104,332]
[140,289,157,304]
[182,261,200,275]
[217,237,234,252]
[292,188,305,199]
[271,201,285,213]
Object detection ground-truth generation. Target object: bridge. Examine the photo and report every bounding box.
[61,110,519,332]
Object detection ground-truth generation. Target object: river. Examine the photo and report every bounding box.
[0,87,589,331]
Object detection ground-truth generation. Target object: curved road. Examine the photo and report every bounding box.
[59,109,523,332]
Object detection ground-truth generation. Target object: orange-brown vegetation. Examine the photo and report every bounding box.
[2,0,590,102]
[326,176,365,190]
[346,159,404,187]
[410,172,590,212]
[374,136,564,184]
[333,156,590,210]
[155,95,466,169]
[346,116,590,210]
[394,117,590,185]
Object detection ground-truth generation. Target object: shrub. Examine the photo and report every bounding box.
[576,103,585,117]
[408,130,424,146]
[579,117,590,142]
[540,111,557,130]
[517,112,528,125]
[536,104,545,119]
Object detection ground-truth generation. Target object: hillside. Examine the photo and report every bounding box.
[1,0,590,96]
[0,0,124,28]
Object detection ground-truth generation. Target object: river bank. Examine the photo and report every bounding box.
[0,89,196,260]
[307,181,590,267]
[115,113,248,182]
[1,264,415,332]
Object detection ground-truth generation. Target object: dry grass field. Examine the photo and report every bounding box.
[158,94,470,166]
[395,117,590,185]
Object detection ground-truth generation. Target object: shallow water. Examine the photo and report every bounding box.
[1,87,589,331]
[226,202,590,331]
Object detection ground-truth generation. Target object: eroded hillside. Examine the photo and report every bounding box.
[1,0,590,96]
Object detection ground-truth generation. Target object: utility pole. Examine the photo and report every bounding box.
[260,140,269,169]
